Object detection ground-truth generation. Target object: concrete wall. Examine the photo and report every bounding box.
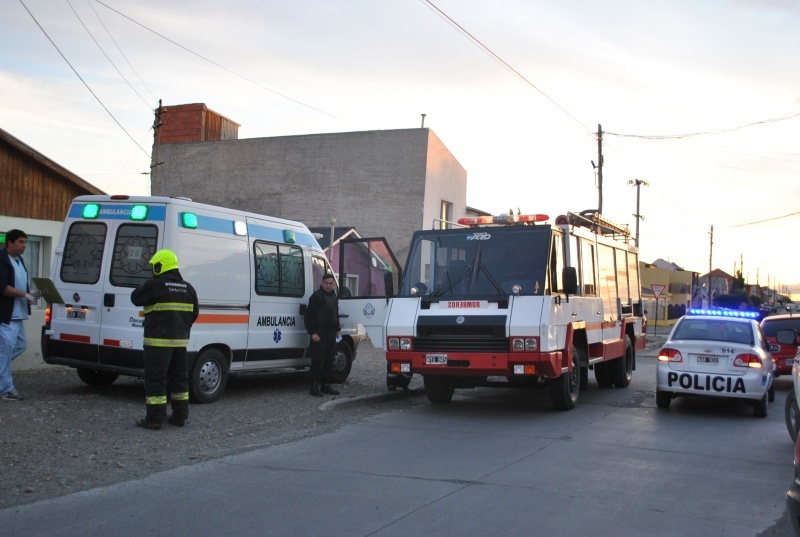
[155,128,467,266]
[1,215,64,371]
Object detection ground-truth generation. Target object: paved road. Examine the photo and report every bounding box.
[2,345,793,536]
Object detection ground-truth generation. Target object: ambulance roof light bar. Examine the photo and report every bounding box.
[456,214,549,227]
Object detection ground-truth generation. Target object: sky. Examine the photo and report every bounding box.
[3,0,800,295]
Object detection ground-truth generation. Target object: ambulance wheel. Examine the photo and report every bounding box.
[611,337,634,388]
[330,342,353,384]
[785,392,799,441]
[656,389,671,409]
[190,348,228,404]
[753,393,768,418]
[594,362,612,388]
[424,375,455,404]
[76,368,119,386]
[549,351,579,410]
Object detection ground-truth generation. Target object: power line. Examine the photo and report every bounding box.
[93,0,346,123]
[66,0,152,111]
[732,211,800,228]
[606,110,800,139]
[19,0,150,158]
[419,0,594,136]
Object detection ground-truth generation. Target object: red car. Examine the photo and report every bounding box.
[761,314,800,376]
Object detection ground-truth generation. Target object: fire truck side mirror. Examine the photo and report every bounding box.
[563,267,578,295]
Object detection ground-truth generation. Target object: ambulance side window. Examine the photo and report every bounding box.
[254,241,305,297]
[61,222,107,284]
[110,224,159,287]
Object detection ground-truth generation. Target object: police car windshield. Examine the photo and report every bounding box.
[399,226,550,298]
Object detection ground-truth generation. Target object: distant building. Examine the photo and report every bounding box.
[151,103,468,266]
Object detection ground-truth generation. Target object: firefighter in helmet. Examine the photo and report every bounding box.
[131,249,199,430]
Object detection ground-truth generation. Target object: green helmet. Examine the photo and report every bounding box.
[149,249,179,276]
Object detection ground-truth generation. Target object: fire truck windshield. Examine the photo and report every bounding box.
[399,226,551,298]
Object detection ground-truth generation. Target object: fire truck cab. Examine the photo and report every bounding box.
[338,210,646,410]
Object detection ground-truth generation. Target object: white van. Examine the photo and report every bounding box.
[41,195,363,403]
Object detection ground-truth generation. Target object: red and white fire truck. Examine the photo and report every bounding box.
[338,209,646,410]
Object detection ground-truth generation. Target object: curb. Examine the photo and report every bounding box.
[319,387,425,410]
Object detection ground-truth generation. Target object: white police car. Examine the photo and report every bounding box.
[656,309,775,417]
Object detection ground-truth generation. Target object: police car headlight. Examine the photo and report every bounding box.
[400,338,412,350]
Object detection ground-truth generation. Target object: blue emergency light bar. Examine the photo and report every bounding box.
[688,308,759,319]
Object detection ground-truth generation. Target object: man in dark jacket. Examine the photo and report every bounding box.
[304,273,341,397]
[0,230,41,402]
[131,249,199,429]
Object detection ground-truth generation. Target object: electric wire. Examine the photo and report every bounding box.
[606,110,800,139]
[419,0,595,136]
[66,0,152,111]
[87,0,158,104]
[93,0,345,123]
[18,0,150,158]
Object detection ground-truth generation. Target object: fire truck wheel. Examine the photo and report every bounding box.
[76,368,119,386]
[190,348,229,404]
[330,342,353,384]
[594,362,612,388]
[655,389,671,409]
[549,352,579,410]
[424,375,455,404]
[785,391,799,441]
[611,337,634,388]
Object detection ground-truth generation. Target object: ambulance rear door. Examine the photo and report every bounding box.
[336,238,402,349]
[51,199,164,372]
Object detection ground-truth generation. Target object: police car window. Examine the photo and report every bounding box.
[254,241,304,297]
[110,224,159,287]
[60,222,107,285]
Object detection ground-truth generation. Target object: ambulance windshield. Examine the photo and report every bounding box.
[399,226,551,298]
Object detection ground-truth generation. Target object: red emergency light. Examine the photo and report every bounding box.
[457,214,549,226]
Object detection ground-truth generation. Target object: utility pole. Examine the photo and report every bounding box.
[708,225,714,307]
[628,179,648,247]
[596,124,603,213]
[151,99,165,195]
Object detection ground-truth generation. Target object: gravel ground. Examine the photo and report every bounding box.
[0,340,423,510]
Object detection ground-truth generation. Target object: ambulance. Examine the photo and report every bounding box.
[338,210,646,410]
[41,195,363,403]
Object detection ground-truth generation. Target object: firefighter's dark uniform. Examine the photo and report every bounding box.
[131,253,198,429]
[304,281,341,396]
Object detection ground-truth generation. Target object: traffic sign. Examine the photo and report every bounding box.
[651,284,666,299]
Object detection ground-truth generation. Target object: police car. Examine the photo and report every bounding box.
[656,309,775,417]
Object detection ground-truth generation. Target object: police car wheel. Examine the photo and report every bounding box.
[768,382,775,403]
[76,368,119,386]
[656,389,671,409]
[330,342,353,384]
[785,392,799,441]
[753,393,768,418]
[190,348,228,404]
[611,337,634,388]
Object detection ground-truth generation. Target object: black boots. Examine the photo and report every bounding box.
[310,382,323,397]
[320,384,340,395]
[310,381,339,396]
[136,417,162,430]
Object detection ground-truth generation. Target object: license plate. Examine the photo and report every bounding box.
[425,354,448,365]
[696,355,718,365]
[67,310,86,320]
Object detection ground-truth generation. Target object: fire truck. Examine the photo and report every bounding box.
[337,210,646,410]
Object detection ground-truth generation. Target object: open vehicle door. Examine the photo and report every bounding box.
[337,237,401,349]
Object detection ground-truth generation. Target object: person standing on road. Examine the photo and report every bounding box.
[304,273,341,397]
[131,249,198,430]
[0,229,41,402]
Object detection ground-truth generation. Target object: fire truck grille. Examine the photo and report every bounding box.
[413,336,508,352]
